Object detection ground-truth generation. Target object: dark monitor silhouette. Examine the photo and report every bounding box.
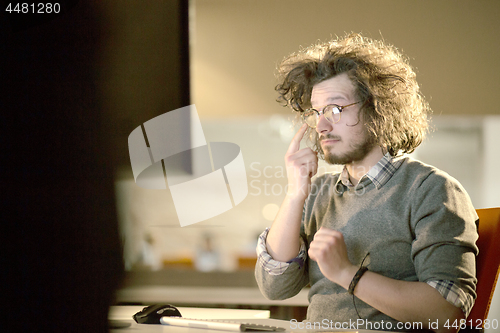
[3,1,190,332]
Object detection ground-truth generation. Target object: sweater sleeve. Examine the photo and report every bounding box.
[410,169,479,317]
[254,228,309,300]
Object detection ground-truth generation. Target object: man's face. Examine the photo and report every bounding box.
[311,73,377,166]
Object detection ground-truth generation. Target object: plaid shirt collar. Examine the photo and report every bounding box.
[339,153,406,190]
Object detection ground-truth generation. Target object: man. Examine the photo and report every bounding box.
[255,34,478,333]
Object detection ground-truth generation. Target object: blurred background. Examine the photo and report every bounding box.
[104,0,500,325]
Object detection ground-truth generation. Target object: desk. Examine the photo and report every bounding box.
[109,306,398,333]
[109,306,270,320]
[116,286,309,320]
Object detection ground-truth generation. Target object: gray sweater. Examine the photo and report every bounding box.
[255,156,478,331]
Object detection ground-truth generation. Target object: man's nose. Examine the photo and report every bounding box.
[315,114,333,135]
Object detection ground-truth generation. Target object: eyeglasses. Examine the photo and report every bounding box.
[302,102,361,128]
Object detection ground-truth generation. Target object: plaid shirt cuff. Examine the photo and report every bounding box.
[256,228,306,276]
[427,280,475,317]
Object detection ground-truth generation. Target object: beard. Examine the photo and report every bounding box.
[320,129,378,165]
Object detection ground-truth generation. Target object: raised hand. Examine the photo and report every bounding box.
[284,124,319,200]
[308,227,355,286]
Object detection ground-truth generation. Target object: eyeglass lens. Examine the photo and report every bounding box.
[303,105,341,128]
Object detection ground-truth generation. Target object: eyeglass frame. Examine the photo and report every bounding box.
[301,101,361,128]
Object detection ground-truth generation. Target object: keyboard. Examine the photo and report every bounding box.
[159,317,286,331]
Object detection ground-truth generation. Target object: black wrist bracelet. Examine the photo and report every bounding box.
[350,252,370,319]
[348,266,368,295]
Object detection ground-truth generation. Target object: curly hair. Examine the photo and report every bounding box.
[276,33,431,157]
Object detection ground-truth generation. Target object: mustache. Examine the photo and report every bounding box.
[319,134,341,142]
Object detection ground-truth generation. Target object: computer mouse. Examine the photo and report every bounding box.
[133,304,182,324]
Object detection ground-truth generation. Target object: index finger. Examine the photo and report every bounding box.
[286,124,308,154]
